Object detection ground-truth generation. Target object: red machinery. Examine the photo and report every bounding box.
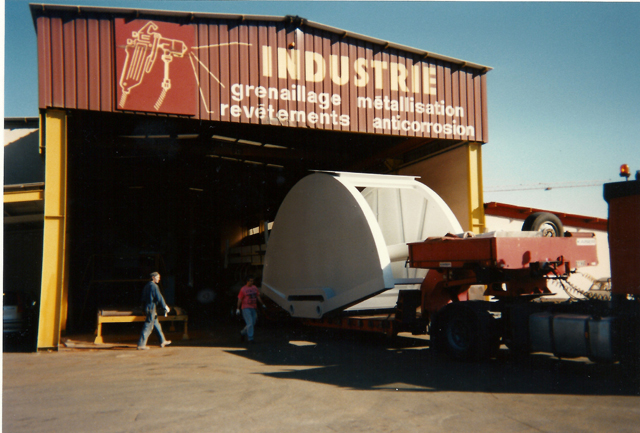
[406,232,601,360]
[305,165,640,364]
[410,232,598,312]
[402,165,639,363]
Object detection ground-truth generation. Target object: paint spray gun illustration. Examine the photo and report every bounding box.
[118,21,188,110]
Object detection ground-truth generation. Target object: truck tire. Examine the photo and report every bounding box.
[522,212,564,237]
[433,303,499,361]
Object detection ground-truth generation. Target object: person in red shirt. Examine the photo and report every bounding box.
[236,277,265,343]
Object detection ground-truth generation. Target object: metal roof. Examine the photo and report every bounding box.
[29,3,492,72]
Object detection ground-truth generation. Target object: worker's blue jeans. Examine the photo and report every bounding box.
[138,307,167,348]
[241,308,258,341]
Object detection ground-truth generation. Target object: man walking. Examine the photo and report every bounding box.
[137,272,171,350]
[236,277,266,343]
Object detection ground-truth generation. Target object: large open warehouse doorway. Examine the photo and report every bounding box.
[65,110,465,331]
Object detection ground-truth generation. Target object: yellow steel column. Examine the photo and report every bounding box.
[467,143,486,234]
[37,110,69,350]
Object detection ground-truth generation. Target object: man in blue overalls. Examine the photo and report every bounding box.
[137,272,171,350]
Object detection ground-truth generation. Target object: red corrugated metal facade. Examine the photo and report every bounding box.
[31,4,490,142]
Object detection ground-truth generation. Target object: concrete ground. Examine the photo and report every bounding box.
[3,320,640,433]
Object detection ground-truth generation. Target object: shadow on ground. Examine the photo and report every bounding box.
[59,318,640,397]
[209,320,640,397]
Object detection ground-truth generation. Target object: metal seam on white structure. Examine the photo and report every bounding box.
[334,175,394,286]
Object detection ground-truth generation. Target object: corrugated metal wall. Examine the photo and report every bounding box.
[33,6,489,142]
[37,13,114,113]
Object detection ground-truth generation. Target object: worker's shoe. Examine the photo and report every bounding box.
[240,333,246,343]
[137,346,150,350]
[160,340,172,348]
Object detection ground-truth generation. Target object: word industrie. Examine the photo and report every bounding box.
[220,46,476,137]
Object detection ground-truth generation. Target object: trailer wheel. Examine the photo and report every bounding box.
[522,212,564,237]
[443,310,476,360]
[433,303,499,361]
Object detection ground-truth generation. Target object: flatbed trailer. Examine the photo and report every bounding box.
[303,315,399,337]
[300,167,640,364]
[405,231,611,361]
[301,289,428,337]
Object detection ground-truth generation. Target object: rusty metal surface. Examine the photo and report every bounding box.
[604,179,640,295]
[32,4,489,142]
[408,234,599,270]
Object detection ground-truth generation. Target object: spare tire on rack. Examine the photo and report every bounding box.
[521,212,564,237]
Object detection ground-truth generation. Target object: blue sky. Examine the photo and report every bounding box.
[4,1,640,218]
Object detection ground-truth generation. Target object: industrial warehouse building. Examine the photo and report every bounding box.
[7,3,493,350]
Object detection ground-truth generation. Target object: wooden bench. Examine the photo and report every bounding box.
[94,307,189,344]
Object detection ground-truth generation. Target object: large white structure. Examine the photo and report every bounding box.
[261,172,463,318]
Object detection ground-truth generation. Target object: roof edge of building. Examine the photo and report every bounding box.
[484,201,608,232]
[5,117,39,129]
[29,3,492,72]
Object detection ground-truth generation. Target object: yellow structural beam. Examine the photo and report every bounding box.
[4,189,45,203]
[37,110,69,350]
[467,143,486,234]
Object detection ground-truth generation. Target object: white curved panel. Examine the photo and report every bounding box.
[261,173,394,318]
[262,171,463,318]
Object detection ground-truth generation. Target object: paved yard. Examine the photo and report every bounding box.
[3,321,640,433]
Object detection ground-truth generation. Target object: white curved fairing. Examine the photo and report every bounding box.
[261,171,462,318]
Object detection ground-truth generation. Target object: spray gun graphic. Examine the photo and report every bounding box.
[118,21,188,111]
